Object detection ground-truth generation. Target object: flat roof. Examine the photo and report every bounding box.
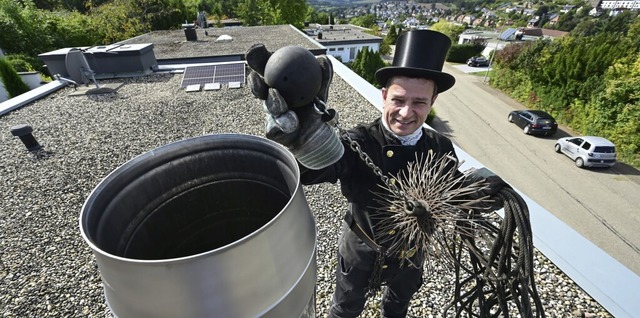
[304,24,383,45]
[120,24,325,60]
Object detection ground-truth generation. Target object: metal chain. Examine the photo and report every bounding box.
[313,99,411,205]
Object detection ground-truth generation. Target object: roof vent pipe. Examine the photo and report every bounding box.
[11,124,42,151]
[184,25,198,41]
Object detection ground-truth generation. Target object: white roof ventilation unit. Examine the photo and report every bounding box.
[215,35,233,42]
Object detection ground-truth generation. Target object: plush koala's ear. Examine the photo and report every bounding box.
[316,55,333,104]
[247,70,269,100]
[245,44,272,76]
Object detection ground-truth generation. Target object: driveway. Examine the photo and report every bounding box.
[453,63,492,74]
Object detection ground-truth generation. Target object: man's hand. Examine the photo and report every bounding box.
[464,167,512,212]
[245,44,343,169]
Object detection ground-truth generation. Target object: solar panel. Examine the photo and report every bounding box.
[215,64,246,83]
[181,62,245,88]
[499,28,517,41]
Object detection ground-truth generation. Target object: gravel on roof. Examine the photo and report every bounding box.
[0,70,612,317]
[121,25,322,60]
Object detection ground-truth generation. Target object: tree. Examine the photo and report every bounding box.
[556,11,578,31]
[0,57,30,98]
[385,24,399,45]
[351,48,364,76]
[447,38,487,63]
[0,0,104,73]
[350,14,376,29]
[534,5,549,17]
[307,7,329,24]
[237,0,263,26]
[0,0,53,56]
[90,0,148,44]
[33,0,98,12]
[575,5,593,19]
[219,0,240,18]
[89,0,187,44]
[5,54,37,72]
[601,11,637,35]
[572,19,600,37]
[183,0,215,17]
[211,1,223,26]
[569,54,640,167]
[379,41,391,56]
[362,47,385,84]
[429,21,465,43]
[48,10,102,48]
[136,0,188,31]
[262,0,309,29]
[350,47,385,87]
[493,42,532,70]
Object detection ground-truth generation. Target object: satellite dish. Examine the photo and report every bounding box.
[65,48,99,88]
[56,47,123,95]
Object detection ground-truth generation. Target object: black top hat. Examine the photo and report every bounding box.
[375,29,455,93]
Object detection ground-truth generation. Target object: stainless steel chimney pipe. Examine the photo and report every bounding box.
[80,134,316,318]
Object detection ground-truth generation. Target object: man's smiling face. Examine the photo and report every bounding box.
[382,76,438,136]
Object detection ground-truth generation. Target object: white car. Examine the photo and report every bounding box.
[554,136,616,168]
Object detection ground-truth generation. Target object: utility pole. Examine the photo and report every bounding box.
[483,38,499,83]
[484,29,516,83]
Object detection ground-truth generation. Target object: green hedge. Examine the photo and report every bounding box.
[6,53,40,72]
[490,17,640,168]
[0,57,30,98]
[447,43,484,63]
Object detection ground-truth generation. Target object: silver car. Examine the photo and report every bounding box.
[554,136,616,168]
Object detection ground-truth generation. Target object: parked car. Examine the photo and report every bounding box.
[555,136,616,168]
[507,110,558,136]
[466,56,490,67]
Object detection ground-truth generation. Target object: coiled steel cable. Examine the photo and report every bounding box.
[443,187,545,318]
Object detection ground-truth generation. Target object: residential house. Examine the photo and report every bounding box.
[527,16,540,28]
[548,14,560,26]
[600,0,640,9]
[589,7,605,16]
[304,24,383,63]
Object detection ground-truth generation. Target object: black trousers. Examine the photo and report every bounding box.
[327,223,424,318]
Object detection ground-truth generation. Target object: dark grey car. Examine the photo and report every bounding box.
[508,110,558,136]
[466,56,490,67]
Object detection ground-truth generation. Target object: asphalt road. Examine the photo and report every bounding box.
[431,63,640,276]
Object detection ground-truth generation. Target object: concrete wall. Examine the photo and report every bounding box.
[325,42,381,63]
[0,81,6,103]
